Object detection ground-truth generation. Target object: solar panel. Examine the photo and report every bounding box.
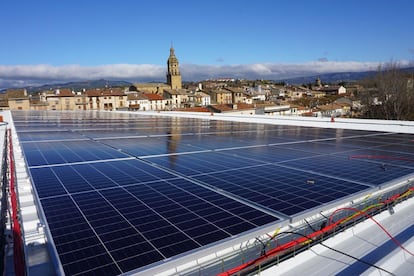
[192,164,370,216]
[16,130,86,142]
[11,110,414,275]
[22,140,130,167]
[29,158,279,275]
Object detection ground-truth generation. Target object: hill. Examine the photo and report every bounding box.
[282,66,414,85]
[282,71,377,85]
[22,79,132,93]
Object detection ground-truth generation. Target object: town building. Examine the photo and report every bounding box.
[193,91,211,106]
[144,93,166,111]
[41,89,77,111]
[208,89,233,104]
[85,88,127,111]
[4,89,30,110]
[318,85,347,95]
[163,89,190,109]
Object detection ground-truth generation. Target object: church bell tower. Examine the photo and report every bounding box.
[166,46,182,89]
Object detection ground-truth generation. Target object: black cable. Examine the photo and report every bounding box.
[319,211,329,220]
[255,237,267,256]
[303,218,395,276]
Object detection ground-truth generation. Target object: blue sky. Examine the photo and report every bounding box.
[1,0,414,88]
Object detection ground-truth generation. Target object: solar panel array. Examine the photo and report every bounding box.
[12,111,414,275]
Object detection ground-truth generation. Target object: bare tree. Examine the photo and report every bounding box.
[363,62,414,120]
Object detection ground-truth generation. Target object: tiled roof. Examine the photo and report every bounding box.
[143,93,164,101]
[210,103,256,112]
[224,87,246,93]
[209,104,234,112]
[127,94,147,101]
[317,103,343,111]
[85,89,101,96]
[235,103,255,110]
[105,88,125,96]
[6,89,28,99]
[85,88,125,97]
[49,89,74,97]
[209,89,232,94]
[175,107,210,112]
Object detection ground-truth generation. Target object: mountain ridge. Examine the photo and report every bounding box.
[3,67,414,93]
[1,79,133,93]
[282,66,414,84]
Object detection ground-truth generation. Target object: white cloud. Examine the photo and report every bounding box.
[0,64,163,81]
[1,60,413,89]
[181,61,384,80]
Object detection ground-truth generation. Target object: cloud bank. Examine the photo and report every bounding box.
[1,60,413,89]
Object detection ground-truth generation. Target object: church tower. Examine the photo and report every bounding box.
[166,46,182,89]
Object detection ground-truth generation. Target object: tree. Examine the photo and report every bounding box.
[361,62,414,120]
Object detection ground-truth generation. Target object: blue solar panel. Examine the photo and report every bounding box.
[16,130,85,142]
[192,164,370,216]
[281,154,414,186]
[30,159,278,275]
[22,140,130,167]
[38,178,278,274]
[11,110,414,275]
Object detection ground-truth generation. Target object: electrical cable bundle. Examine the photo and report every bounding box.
[218,186,414,276]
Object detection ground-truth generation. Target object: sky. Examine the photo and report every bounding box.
[1,0,414,88]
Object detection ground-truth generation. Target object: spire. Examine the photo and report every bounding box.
[169,42,175,57]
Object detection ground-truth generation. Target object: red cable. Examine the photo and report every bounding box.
[327,206,414,257]
[8,130,25,276]
[218,187,414,276]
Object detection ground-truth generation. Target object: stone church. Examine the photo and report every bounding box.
[133,46,183,94]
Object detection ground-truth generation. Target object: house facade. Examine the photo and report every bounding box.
[208,89,232,104]
[163,89,190,109]
[85,88,127,111]
[6,89,30,110]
